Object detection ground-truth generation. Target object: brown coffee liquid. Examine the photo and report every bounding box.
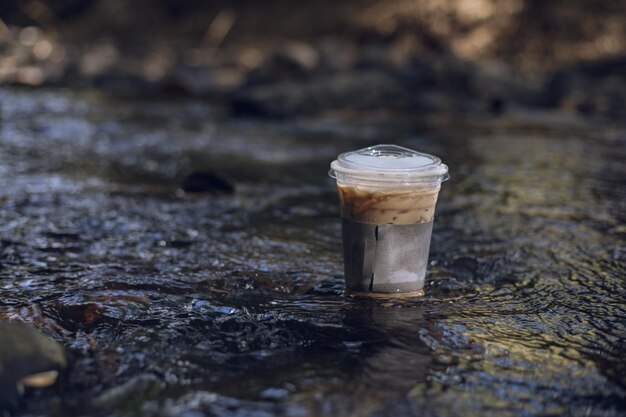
[337,184,440,224]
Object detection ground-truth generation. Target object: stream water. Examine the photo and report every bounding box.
[0,87,625,416]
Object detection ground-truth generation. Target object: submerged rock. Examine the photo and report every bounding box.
[0,321,67,409]
[92,374,162,410]
[181,171,235,194]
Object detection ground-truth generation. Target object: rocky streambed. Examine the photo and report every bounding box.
[0,87,625,416]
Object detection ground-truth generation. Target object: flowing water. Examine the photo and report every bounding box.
[0,87,625,416]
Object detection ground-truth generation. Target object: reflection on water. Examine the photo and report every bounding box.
[0,88,624,416]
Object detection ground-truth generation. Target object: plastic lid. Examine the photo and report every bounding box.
[329,144,449,185]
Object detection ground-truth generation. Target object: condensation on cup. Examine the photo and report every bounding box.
[329,144,449,297]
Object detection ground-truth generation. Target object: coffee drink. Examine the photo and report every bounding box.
[329,145,449,296]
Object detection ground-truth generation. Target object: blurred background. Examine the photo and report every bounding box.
[1,0,625,119]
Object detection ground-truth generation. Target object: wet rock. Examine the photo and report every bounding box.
[165,392,282,417]
[49,302,105,330]
[44,230,81,240]
[259,387,290,401]
[180,171,235,194]
[488,97,505,115]
[92,374,162,410]
[0,321,67,409]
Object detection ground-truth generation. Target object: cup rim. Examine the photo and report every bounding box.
[329,144,449,183]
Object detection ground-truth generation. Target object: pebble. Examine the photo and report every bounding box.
[181,171,235,194]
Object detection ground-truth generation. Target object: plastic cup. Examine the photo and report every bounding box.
[329,144,449,297]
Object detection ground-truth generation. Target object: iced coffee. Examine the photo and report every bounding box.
[329,144,449,296]
[337,184,440,225]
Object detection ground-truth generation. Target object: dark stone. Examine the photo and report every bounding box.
[180,171,234,194]
[45,230,81,240]
[0,321,67,410]
[166,240,195,248]
[91,374,162,409]
[489,97,505,115]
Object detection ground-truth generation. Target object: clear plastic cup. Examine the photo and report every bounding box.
[329,144,449,297]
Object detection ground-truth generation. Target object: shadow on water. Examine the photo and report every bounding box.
[0,88,625,416]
